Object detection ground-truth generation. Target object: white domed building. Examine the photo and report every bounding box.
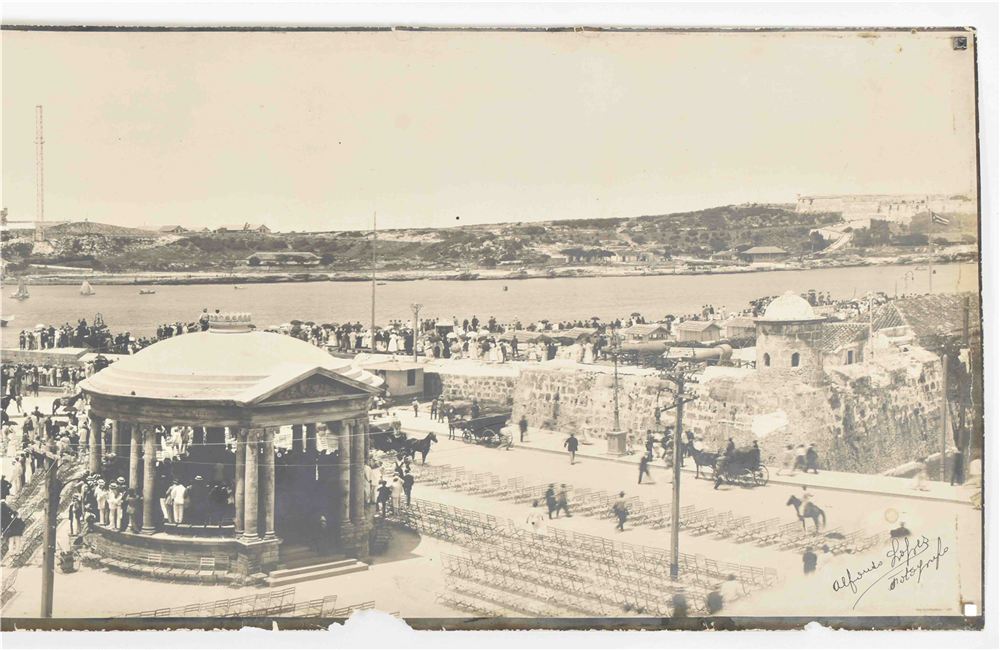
[754,291,828,377]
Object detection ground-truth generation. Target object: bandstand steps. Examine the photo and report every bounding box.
[277,553,347,571]
[267,559,369,587]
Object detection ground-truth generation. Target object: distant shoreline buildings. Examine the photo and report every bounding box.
[796,193,976,223]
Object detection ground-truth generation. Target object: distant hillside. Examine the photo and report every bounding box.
[4,202,969,275]
[44,222,157,238]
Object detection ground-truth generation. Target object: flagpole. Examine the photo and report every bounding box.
[927,196,933,293]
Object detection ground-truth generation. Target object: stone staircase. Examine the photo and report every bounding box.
[266,544,368,587]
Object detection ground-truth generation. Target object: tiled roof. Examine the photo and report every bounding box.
[676,320,722,332]
[725,317,756,329]
[818,322,870,352]
[743,246,787,254]
[623,324,670,336]
[854,293,979,339]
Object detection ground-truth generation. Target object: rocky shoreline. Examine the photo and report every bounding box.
[3,249,977,286]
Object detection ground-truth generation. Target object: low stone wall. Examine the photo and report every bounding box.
[425,365,519,409]
[510,367,664,438]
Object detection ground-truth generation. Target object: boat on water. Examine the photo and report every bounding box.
[10,279,30,300]
[139,289,156,295]
[234,285,245,290]
[377,282,387,286]
[1,316,11,327]
[80,280,96,296]
[454,272,479,281]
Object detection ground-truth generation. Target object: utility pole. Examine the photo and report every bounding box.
[940,353,948,482]
[670,373,684,580]
[411,303,422,362]
[659,368,699,580]
[371,212,377,351]
[927,196,933,294]
[612,330,621,432]
[40,458,60,618]
[35,106,45,243]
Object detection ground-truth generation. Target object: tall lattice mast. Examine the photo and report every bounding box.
[35,105,45,241]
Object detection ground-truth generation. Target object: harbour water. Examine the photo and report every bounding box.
[0,262,978,343]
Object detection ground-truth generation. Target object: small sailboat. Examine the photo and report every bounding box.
[139,289,156,295]
[11,279,30,300]
[1,315,12,327]
[80,280,96,296]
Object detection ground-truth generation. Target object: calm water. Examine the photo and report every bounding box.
[0,263,979,344]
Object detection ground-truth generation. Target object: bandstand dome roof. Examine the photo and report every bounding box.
[758,291,824,322]
[81,314,383,403]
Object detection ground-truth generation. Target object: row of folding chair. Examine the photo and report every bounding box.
[124,587,298,618]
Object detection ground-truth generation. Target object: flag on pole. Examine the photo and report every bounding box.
[931,212,950,226]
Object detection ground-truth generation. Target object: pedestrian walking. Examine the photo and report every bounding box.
[778,444,796,476]
[802,547,818,575]
[612,491,628,532]
[545,484,557,519]
[557,484,572,518]
[908,457,930,492]
[950,450,965,486]
[519,415,528,443]
[402,470,414,506]
[793,444,807,472]
[412,398,420,418]
[564,432,579,465]
[638,452,654,484]
[376,480,391,517]
[805,443,820,474]
[430,398,438,420]
[526,500,545,535]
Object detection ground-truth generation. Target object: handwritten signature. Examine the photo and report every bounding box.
[830,535,949,609]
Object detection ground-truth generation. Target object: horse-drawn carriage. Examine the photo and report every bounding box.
[369,424,438,463]
[457,411,513,448]
[714,445,769,487]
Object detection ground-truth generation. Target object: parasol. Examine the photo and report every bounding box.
[290,319,304,326]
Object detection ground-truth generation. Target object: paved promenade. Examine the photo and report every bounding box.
[387,407,978,506]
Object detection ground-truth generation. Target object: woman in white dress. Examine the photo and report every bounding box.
[388,333,398,353]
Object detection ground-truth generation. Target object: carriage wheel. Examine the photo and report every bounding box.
[754,465,769,487]
[483,429,497,447]
[462,429,473,443]
[738,468,755,487]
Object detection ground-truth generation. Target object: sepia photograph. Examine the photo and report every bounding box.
[0,10,990,641]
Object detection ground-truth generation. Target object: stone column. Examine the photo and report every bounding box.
[141,425,157,535]
[291,424,304,454]
[234,429,247,536]
[118,422,132,459]
[242,429,261,541]
[110,421,120,459]
[330,420,351,527]
[305,423,317,454]
[351,418,365,522]
[128,424,142,492]
[88,414,105,474]
[262,427,277,539]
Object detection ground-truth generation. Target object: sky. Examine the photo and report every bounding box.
[2,29,979,232]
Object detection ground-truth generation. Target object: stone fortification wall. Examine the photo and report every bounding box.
[426,364,520,409]
[510,367,664,439]
[683,349,945,473]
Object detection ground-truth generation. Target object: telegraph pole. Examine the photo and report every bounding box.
[35,106,45,242]
[40,458,60,618]
[371,212,377,351]
[940,353,948,482]
[411,303,422,362]
[670,373,684,580]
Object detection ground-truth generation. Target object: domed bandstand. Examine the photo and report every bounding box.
[78,313,383,580]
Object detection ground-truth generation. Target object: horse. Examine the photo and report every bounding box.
[370,427,407,455]
[787,494,826,532]
[404,432,438,464]
[684,443,720,479]
[52,392,84,415]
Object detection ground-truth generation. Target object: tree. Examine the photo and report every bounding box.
[248,256,261,266]
[809,231,830,251]
[320,253,335,265]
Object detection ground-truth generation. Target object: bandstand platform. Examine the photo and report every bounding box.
[77,312,384,581]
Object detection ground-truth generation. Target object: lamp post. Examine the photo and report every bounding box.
[606,328,627,455]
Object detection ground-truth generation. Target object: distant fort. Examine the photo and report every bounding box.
[795,193,976,223]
